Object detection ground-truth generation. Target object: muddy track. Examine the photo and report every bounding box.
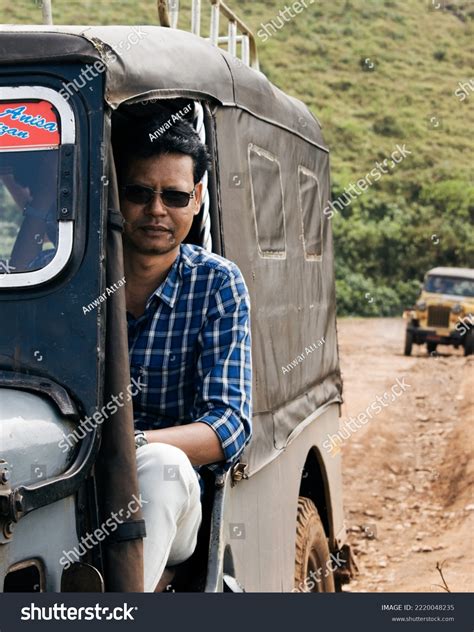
[337,318,473,592]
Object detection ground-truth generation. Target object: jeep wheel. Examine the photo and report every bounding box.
[404,330,413,356]
[294,497,335,592]
[427,342,437,355]
[464,330,474,356]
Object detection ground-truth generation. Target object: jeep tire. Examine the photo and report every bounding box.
[294,497,335,593]
[404,329,413,356]
[427,341,437,355]
[464,330,474,356]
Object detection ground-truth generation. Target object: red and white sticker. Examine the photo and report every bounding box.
[0,100,60,150]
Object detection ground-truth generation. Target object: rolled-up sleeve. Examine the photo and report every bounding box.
[193,266,252,473]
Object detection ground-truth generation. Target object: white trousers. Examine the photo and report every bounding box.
[136,443,202,592]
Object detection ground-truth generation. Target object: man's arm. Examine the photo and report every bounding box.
[144,422,224,467]
[191,268,252,472]
[146,267,252,471]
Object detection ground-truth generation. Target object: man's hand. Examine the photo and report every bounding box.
[144,421,224,467]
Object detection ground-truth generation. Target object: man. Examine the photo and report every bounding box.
[114,112,252,592]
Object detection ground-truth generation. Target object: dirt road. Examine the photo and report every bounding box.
[337,318,473,593]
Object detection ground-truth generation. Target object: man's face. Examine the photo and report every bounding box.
[120,153,202,256]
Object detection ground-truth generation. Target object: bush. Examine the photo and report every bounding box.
[336,273,402,317]
[331,182,474,316]
[372,115,404,137]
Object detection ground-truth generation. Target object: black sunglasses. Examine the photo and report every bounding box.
[122,184,196,208]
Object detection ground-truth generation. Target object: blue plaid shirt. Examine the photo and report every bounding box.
[127,243,252,475]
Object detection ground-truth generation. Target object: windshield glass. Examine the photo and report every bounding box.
[0,149,59,274]
[424,275,474,298]
[0,98,61,277]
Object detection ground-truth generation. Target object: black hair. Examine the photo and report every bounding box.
[112,107,211,184]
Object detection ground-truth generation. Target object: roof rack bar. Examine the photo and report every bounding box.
[211,0,258,69]
[191,0,201,36]
[42,0,54,25]
[159,0,259,70]
[169,0,179,28]
[215,35,245,44]
[214,33,250,65]
[241,33,250,66]
[210,1,220,46]
[228,19,237,57]
[157,0,172,27]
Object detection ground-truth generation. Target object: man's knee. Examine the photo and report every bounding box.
[137,442,199,502]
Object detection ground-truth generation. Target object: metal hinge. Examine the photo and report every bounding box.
[0,460,17,543]
[230,462,248,486]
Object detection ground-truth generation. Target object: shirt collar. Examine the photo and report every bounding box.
[146,244,198,310]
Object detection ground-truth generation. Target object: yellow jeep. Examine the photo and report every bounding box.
[403,267,474,356]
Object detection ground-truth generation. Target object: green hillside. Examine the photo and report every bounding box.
[2,0,473,315]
